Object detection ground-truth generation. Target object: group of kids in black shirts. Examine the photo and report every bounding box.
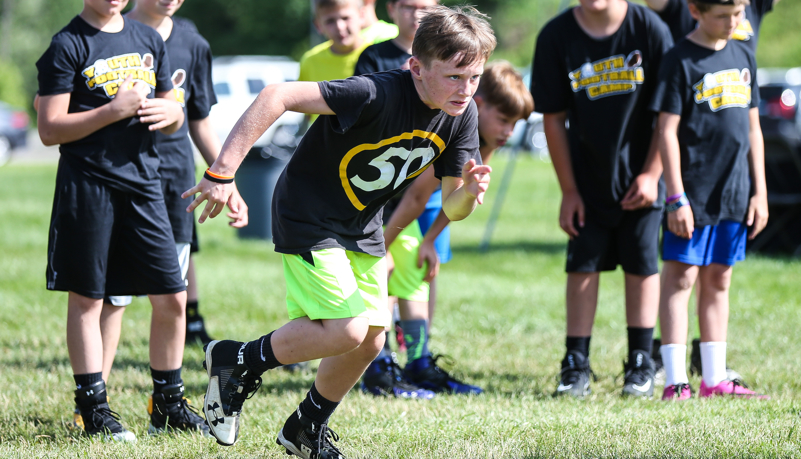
[35,0,777,456]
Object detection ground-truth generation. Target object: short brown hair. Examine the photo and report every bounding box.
[476,61,534,121]
[688,0,750,13]
[412,5,496,68]
[313,0,363,17]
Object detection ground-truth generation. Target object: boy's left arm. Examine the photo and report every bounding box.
[621,128,663,210]
[747,107,768,239]
[139,90,184,134]
[441,159,491,222]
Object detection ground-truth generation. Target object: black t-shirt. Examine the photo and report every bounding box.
[155,16,216,184]
[271,70,480,256]
[36,16,173,199]
[656,0,773,52]
[531,3,674,225]
[353,40,411,76]
[649,39,758,226]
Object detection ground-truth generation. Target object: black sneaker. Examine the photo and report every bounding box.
[689,338,744,381]
[652,338,666,386]
[202,340,263,446]
[75,380,136,442]
[404,355,483,395]
[360,356,435,399]
[186,315,214,346]
[622,349,655,397]
[554,350,592,397]
[277,410,345,459]
[147,383,211,437]
[282,361,312,373]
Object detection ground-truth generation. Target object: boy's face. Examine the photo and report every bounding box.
[476,100,519,151]
[692,4,745,40]
[85,0,129,17]
[387,0,437,40]
[136,0,185,17]
[315,5,363,50]
[410,55,485,117]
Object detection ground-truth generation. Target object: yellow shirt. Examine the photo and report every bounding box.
[298,41,372,83]
[360,20,399,45]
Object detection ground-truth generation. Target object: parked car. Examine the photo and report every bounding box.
[210,55,304,157]
[0,101,29,166]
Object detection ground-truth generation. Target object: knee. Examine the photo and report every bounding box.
[151,293,186,318]
[701,269,732,293]
[663,269,695,292]
[357,329,385,360]
[327,319,369,354]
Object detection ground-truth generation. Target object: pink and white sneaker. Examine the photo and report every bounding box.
[699,379,769,399]
[662,383,693,401]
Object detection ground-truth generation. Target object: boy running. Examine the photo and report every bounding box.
[184,5,495,456]
[531,0,673,397]
[650,0,768,400]
[37,0,191,441]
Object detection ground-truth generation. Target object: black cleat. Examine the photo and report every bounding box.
[148,383,211,437]
[404,355,483,395]
[277,410,345,459]
[203,340,262,446]
[652,338,666,386]
[75,380,136,442]
[186,315,215,346]
[554,350,592,398]
[622,350,655,397]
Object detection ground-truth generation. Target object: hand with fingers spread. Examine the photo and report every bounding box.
[226,185,249,228]
[620,172,659,211]
[559,189,584,240]
[667,205,694,239]
[138,97,183,132]
[109,74,149,120]
[182,175,234,224]
[462,159,492,205]
[417,238,440,283]
[747,193,768,240]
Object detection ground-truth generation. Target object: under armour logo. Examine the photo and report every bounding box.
[207,402,225,426]
[238,343,246,365]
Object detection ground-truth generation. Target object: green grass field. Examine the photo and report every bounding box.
[1,157,800,458]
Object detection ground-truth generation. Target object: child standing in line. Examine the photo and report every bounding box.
[650,0,769,400]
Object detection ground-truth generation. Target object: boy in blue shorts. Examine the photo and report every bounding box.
[184,6,495,457]
[650,0,769,400]
[36,0,190,441]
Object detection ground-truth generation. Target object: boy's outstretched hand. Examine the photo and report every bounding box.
[747,193,768,240]
[182,177,234,224]
[462,159,491,205]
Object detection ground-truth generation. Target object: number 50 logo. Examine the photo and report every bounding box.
[339,130,446,211]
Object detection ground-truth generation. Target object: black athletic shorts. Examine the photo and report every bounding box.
[160,172,194,245]
[46,159,186,299]
[565,207,661,276]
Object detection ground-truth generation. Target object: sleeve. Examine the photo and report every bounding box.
[353,48,378,76]
[649,50,685,115]
[749,52,760,108]
[755,0,774,15]
[187,39,217,120]
[154,38,173,94]
[36,35,79,96]
[317,75,377,134]
[530,22,570,114]
[433,101,481,179]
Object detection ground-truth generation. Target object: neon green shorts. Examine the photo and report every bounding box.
[387,222,430,302]
[282,248,390,327]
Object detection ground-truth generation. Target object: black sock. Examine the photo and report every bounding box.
[566,336,591,357]
[627,327,654,355]
[74,372,103,390]
[186,299,200,319]
[244,332,282,375]
[151,367,182,394]
[284,383,340,437]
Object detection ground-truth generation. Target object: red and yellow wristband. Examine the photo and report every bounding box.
[203,168,235,184]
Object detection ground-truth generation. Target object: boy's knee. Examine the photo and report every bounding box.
[701,268,733,292]
[326,318,370,353]
[150,293,186,317]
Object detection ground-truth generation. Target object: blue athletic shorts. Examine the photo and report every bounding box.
[662,220,747,266]
[417,189,452,264]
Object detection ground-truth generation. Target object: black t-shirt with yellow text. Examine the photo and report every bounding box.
[37,16,173,199]
[531,3,673,226]
[271,70,480,256]
[649,39,758,227]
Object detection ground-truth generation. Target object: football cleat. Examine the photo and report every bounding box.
[74,380,136,442]
[203,340,263,446]
[404,355,483,395]
[554,350,592,398]
[277,412,345,459]
[622,350,655,397]
[662,383,693,401]
[360,357,435,399]
[147,383,211,437]
[699,379,769,399]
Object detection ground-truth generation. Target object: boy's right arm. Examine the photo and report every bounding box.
[543,111,584,239]
[38,75,149,146]
[183,81,334,223]
[657,111,694,239]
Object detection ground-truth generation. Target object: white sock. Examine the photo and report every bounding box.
[700,341,727,387]
[661,344,689,387]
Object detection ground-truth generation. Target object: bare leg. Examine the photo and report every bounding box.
[696,263,732,342]
[149,291,187,371]
[427,278,437,329]
[66,292,105,374]
[398,299,428,321]
[99,303,125,382]
[624,273,659,328]
[186,256,199,303]
[271,317,371,365]
[315,326,385,401]
[659,261,699,345]
[566,272,600,336]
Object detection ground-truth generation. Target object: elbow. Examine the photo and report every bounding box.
[38,128,59,146]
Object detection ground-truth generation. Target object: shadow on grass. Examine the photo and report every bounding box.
[452,240,565,255]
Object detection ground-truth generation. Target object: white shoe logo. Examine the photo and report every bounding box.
[309,393,322,410]
[633,379,652,393]
[153,378,167,384]
[557,383,573,392]
[238,343,246,365]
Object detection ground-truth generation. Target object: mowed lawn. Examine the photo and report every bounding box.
[1,157,800,458]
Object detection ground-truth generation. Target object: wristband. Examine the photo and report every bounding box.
[203,169,235,184]
[666,193,684,204]
[665,194,689,213]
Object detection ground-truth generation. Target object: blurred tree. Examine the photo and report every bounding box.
[0,58,26,108]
